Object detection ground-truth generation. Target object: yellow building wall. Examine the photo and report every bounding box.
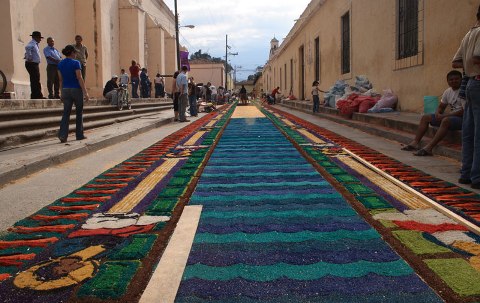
[189,63,225,89]
[1,0,175,99]
[265,0,478,113]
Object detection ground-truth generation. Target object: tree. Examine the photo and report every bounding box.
[190,50,233,73]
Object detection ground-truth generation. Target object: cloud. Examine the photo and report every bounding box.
[164,0,310,79]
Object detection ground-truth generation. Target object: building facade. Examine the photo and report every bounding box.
[262,0,478,113]
[188,59,225,89]
[0,0,177,98]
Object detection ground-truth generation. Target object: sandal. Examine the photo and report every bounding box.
[401,145,418,151]
[413,149,433,156]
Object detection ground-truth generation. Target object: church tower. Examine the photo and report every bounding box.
[269,37,279,57]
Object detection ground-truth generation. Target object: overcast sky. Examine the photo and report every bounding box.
[163,0,311,80]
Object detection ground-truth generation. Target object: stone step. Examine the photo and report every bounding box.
[0,111,167,149]
[0,101,171,121]
[0,99,174,148]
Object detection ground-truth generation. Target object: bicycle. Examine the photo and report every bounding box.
[116,84,131,110]
[0,70,7,95]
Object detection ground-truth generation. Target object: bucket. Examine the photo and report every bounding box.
[423,96,439,114]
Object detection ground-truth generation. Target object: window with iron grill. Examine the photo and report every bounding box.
[341,12,350,74]
[397,0,418,59]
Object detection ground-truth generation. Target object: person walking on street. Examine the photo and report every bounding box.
[312,81,320,113]
[73,35,88,80]
[24,31,44,99]
[188,77,198,116]
[57,45,89,143]
[176,66,189,122]
[43,37,62,99]
[453,5,480,188]
[129,60,140,98]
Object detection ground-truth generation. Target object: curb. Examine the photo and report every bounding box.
[0,116,173,188]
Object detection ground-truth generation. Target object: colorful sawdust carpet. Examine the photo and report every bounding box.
[0,102,479,302]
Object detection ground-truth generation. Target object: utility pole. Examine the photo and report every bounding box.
[174,0,180,70]
[225,35,228,91]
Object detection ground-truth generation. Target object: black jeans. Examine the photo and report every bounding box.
[25,61,43,99]
[46,64,60,97]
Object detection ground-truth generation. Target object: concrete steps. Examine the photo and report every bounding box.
[279,99,461,160]
[0,100,173,149]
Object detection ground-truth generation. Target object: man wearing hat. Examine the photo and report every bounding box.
[25,31,44,99]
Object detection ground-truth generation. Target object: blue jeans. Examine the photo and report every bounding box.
[189,95,197,116]
[131,77,139,98]
[59,88,84,140]
[313,95,320,112]
[461,78,480,183]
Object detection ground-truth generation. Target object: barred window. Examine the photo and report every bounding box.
[397,0,418,59]
[341,12,350,74]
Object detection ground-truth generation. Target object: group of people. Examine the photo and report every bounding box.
[25,32,87,100]
[24,31,89,142]
[125,60,165,99]
[400,6,480,189]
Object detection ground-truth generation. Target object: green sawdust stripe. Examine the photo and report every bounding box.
[183,259,414,281]
[77,261,140,299]
[425,258,480,296]
[195,229,380,244]
[200,208,357,219]
[110,234,157,260]
[392,230,451,255]
[356,196,394,209]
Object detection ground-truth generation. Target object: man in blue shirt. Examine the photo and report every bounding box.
[43,37,62,99]
[176,66,189,122]
[25,31,44,99]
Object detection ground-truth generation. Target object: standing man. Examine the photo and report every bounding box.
[129,60,140,98]
[176,66,189,122]
[43,37,62,99]
[73,35,88,80]
[24,31,44,99]
[453,5,480,188]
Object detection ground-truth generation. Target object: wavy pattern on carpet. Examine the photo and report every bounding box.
[176,117,442,302]
[0,105,235,302]
[260,104,480,302]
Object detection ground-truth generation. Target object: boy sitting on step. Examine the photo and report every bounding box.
[400,70,463,156]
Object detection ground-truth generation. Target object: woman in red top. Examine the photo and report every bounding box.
[129,60,140,98]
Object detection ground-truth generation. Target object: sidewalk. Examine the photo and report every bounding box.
[0,110,175,187]
[279,99,462,161]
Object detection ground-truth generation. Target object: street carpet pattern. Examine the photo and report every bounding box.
[176,114,443,302]
[0,102,480,302]
[0,105,235,302]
